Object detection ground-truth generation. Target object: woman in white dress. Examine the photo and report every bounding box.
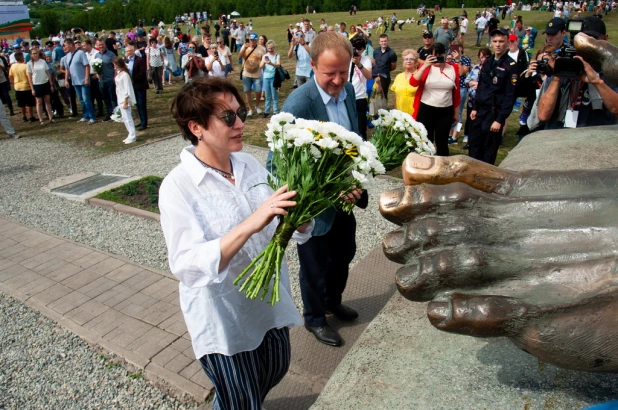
[205,44,226,78]
[160,77,312,409]
[113,57,136,144]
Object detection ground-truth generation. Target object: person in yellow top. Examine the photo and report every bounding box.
[8,52,36,122]
[390,49,419,116]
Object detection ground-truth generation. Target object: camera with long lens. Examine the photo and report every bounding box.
[553,18,584,78]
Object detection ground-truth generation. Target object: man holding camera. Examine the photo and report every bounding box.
[468,28,518,165]
[350,37,373,139]
[538,16,618,129]
[288,29,311,88]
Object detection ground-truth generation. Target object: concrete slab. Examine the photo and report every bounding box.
[313,126,618,409]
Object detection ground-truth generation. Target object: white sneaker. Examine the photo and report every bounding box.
[463,136,468,143]
[78,118,88,122]
[10,133,20,139]
[247,109,254,116]
[88,119,96,125]
[256,107,262,114]
[124,137,136,144]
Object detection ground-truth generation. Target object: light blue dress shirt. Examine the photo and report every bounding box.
[127,56,135,75]
[314,76,352,131]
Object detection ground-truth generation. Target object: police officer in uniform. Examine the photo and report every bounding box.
[469,28,518,164]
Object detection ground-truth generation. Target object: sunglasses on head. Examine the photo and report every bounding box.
[212,107,248,127]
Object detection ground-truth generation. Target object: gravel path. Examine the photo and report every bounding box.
[0,135,401,408]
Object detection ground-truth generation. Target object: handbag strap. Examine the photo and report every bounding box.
[241,46,257,73]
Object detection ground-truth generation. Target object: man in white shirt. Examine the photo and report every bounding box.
[288,30,311,87]
[474,13,488,46]
[303,19,316,44]
[349,37,372,139]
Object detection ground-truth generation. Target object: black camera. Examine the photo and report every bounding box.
[435,55,445,63]
[552,18,585,78]
[536,57,554,76]
[214,50,219,58]
[353,49,360,57]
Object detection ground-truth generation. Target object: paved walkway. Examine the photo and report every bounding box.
[0,215,399,409]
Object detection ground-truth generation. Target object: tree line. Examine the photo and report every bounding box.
[30,0,501,38]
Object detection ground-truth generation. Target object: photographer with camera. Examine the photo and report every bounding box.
[288,29,311,88]
[409,43,461,157]
[537,16,618,129]
[349,36,373,139]
[468,28,518,165]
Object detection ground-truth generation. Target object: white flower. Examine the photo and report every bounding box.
[351,170,368,184]
[314,136,339,150]
[271,112,295,125]
[309,145,322,160]
[292,129,315,147]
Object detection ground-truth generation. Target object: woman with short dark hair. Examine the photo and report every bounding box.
[160,77,313,410]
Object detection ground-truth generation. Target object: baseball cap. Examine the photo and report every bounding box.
[12,44,20,49]
[490,28,509,37]
[248,32,258,40]
[582,16,606,39]
[543,17,566,35]
[508,34,518,41]
[422,30,433,38]
[52,36,61,42]
[296,23,301,27]
[525,26,533,31]
[31,40,40,46]
[44,51,52,56]
[22,41,29,46]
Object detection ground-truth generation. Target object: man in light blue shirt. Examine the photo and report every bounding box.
[287,31,312,87]
[278,32,366,348]
[62,39,96,123]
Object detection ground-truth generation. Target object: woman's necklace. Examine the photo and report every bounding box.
[194,154,235,180]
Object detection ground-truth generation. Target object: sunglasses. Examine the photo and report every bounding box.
[212,107,248,127]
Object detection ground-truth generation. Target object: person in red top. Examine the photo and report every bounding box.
[409,43,460,156]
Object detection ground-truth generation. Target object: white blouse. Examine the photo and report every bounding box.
[421,64,457,108]
[114,71,136,105]
[159,147,311,358]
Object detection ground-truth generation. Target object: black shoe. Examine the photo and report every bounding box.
[103,116,112,122]
[262,113,269,119]
[447,137,458,145]
[9,111,15,116]
[23,116,28,123]
[138,126,147,131]
[292,85,298,89]
[326,304,358,321]
[462,144,469,150]
[29,117,37,122]
[305,323,342,347]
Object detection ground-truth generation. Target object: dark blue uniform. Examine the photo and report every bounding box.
[469,52,518,164]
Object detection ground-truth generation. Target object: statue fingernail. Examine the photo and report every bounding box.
[427,302,450,324]
[379,189,403,209]
[410,154,433,170]
[384,230,404,249]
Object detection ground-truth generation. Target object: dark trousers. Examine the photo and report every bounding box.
[379,76,392,99]
[297,211,357,327]
[151,66,163,91]
[50,88,64,117]
[90,77,104,116]
[100,80,117,117]
[0,81,13,113]
[468,109,502,164]
[416,102,453,156]
[135,89,148,127]
[68,82,78,117]
[356,98,368,140]
[199,327,290,410]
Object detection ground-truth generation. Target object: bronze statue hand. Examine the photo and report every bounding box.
[380,153,618,373]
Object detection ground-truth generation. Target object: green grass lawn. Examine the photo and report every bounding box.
[11,9,618,172]
[95,175,162,213]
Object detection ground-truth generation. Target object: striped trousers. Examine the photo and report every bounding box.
[199,327,291,410]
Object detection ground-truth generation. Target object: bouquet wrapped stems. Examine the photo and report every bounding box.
[233,221,295,305]
[233,113,385,305]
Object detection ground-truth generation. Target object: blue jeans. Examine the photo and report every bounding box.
[73,84,95,120]
[263,76,279,114]
[242,76,262,93]
[459,86,467,121]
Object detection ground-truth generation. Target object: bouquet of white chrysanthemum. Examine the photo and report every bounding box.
[91,57,103,74]
[233,113,385,305]
[371,108,435,171]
